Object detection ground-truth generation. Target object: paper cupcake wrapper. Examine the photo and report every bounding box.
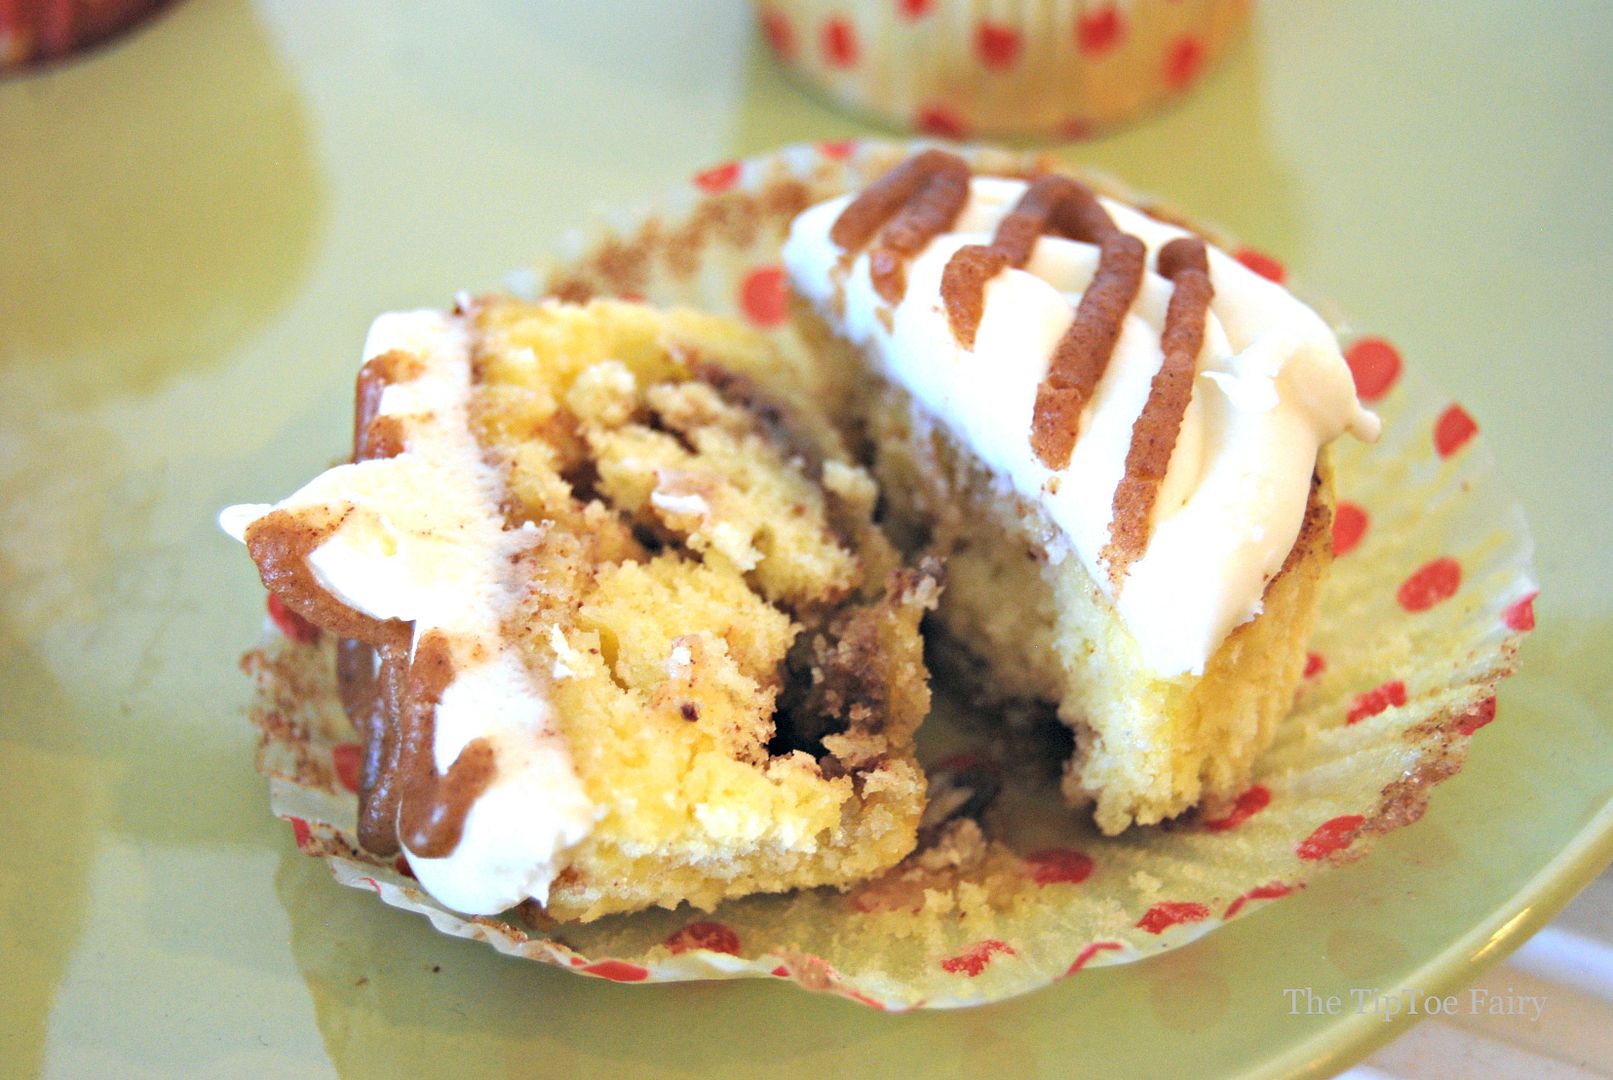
[0,0,170,70]
[245,141,1536,1011]
[752,0,1251,139]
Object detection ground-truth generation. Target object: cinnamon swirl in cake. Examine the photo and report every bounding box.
[221,297,936,921]
[783,150,1380,834]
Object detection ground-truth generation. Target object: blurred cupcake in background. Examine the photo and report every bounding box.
[754,0,1251,140]
[1,0,172,70]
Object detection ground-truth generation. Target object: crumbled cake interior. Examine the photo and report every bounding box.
[800,317,1332,836]
[441,300,933,921]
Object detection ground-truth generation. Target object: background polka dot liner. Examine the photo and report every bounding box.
[752,0,1252,139]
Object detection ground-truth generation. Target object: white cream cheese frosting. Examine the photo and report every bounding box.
[783,176,1379,676]
[220,310,597,915]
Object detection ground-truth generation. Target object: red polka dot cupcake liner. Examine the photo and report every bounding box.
[244,142,1536,1010]
[752,0,1251,139]
[0,0,171,70]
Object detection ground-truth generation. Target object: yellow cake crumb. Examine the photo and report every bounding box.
[466,297,935,921]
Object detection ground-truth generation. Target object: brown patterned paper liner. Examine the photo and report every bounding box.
[244,141,1537,1011]
[751,0,1251,140]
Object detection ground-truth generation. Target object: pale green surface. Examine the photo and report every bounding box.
[1,2,1608,1077]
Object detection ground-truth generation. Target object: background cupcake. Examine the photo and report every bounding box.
[0,0,172,70]
[754,0,1251,140]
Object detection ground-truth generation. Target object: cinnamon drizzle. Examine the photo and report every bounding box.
[323,343,501,859]
[245,507,410,647]
[338,637,412,855]
[354,349,420,459]
[1027,231,1147,472]
[337,347,419,855]
[942,175,1119,346]
[833,153,1223,587]
[1102,237,1214,578]
[830,149,971,304]
[393,631,498,858]
[926,172,1148,472]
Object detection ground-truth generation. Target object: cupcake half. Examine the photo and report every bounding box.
[222,297,936,922]
[782,149,1380,834]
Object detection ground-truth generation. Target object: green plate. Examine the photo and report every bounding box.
[3,2,1609,1076]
